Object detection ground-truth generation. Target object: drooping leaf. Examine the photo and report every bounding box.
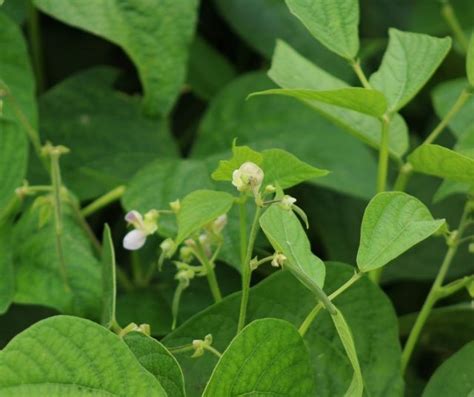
[124,332,186,397]
[409,144,474,184]
[0,222,14,314]
[268,41,408,157]
[211,144,263,182]
[39,67,178,200]
[101,224,116,329]
[262,148,329,188]
[285,0,360,60]
[12,203,102,318]
[192,71,379,199]
[176,190,235,244]
[370,29,451,112]
[164,263,404,397]
[260,204,326,290]
[203,319,315,396]
[467,34,474,86]
[187,35,236,101]
[34,0,198,116]
[422,341,474,397]
[251,87,387,117]
[357,192,445,272]
[0,315,167,396]
[331,308,363,397]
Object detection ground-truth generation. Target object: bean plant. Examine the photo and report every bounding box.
[0,0,473,396]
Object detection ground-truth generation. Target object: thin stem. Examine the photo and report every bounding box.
[69,196,102,254]
[27,0,45,92]
[440,0,469,53]
[237,206,262,333]
[351,59,372,89]
[239,196,248,266]
[81,185,126,217]
[204,345,223,358]
[401,201,472,372]
[423,87,472,146]
[376,115,391,193]
[195,243,222,303]
[393,163,414,192]
[298,272,362,337]
[168,345,194,355]
[171,282,187,330]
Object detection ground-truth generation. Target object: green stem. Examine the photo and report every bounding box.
[27,0,45,92]
[376,115,391,193]
[237,206,262,333]
[69,196,102,254]
[440,0,469,53]
[168,345,195,355]
[393,163,414,192]
[351,59,372,89]
[423,87,472,145]
[204,345,223,358]
[171,282,187,330]
[401,201,471,372]
[81,185,126,217]
[298,272,362,337]
[239,196,248,266]
[195,243,222,303]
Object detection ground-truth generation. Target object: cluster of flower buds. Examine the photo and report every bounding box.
[191,334,213,358]
[271,252,287,268]
[123,209,159,250]
[118,322,151,338]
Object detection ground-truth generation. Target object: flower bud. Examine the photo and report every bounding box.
[232,162,264,194]
[212,214,228,234]
[279,195,297,211]
[169,199,181,213]
[264,184,276,193]
[160,238,177,258]
[180,246,194,262]
[271,253,287,268]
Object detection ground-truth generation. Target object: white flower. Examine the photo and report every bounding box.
[280,195,297,210]
[231,162,264,194]
[123,209,159,250]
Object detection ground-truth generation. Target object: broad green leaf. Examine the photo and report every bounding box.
[164,263,404,397]
[269,41,409,157]
[192,71,379,199]
[124,332,186,397]
[176,190,235,244]
[357,192,445,272]
[467,34,474,86]
[187,36,236,101]
[432,78,474,139]
[285,0,359,59]
[12,203,102,318]
[0,223,14,314]
[34,0,198,116]
[422,341,474,397]
[203,319,315,396]
[0,315,167,396]
[262,148,328,188]
[1,0,28,24]
[370,29,451,112]
[101,224,116,329]
[409,144,474,184]
[331,308,363,397]
[251,87,387,117]
[211,144,263,181]
[213,0,352,81]
[0,119,27,211]
[260,204,326,290]
[39,67,178,200]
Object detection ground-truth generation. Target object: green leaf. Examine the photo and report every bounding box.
[187,35,237,101]
[357,192,445,272]
[262,148,329,188]
[12,203,102,318]
[268,41,409,157]
[260,204,326,290]
[101,224,116,329]
[432,78,474,139]
[39,67,178,200]
[251,87,387,117]
[34,0,198,116]
[176,190,235,244]
[467,34,474,86]
[422,341,474,397]
[164,263,404,397]
[124,332,186,397]
[331,308,363,397]
[409,144,474,184]
[0,119,27,211]
[369,29,451,112]
[211,144,263,181]
[285,0,359,59]
[0,315,167,396]
[0,222,14,314]
[192,71,379,199]
[203,318,315,396]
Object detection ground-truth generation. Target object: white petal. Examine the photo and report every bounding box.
[125,210,143,224]
[123,229,147,250]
